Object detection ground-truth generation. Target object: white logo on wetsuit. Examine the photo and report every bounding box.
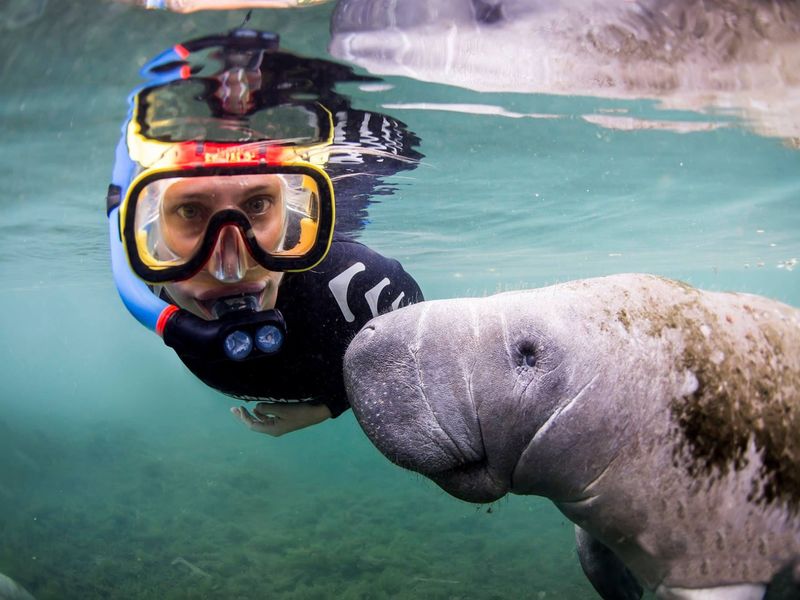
[327,262,405,323]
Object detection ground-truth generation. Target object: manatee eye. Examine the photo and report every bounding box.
[518,343,536,368]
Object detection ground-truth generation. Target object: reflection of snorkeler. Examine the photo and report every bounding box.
[107,29,424,435]
[118,0,331,12]
[144,29,422,234]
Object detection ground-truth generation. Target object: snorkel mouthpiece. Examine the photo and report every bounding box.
[211,293,259,319]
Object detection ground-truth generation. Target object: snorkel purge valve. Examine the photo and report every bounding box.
[160,297,286,362]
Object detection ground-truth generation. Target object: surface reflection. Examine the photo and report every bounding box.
[138,30,423,234]
[330,0,800,145]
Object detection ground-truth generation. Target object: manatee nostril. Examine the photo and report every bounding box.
[518,343,536,368]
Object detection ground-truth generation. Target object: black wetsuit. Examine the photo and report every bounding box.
[171,237,423,417]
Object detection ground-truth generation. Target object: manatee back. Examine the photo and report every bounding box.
[536,274,800,590]
[606,275,800,512]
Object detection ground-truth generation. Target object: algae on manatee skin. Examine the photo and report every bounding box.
[616,282,800,513]
[671,312,800,512]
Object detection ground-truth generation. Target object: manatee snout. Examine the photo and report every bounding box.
[344,304,508,503]
[345,313,465,473]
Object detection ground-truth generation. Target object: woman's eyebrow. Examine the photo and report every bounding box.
[239,184,279,195]
[165,192,215,203]
[164,182,279,203]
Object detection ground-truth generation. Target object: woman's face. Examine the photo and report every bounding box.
[158,174,286,319]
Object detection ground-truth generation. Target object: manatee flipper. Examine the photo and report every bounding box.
[764,559,800,600]
[471,0,504,24]
[575,525,643,600]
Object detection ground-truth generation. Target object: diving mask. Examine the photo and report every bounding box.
[121,158,335,284]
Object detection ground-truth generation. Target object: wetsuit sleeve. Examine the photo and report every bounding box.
[326,241,424,321]
[312,240,424,417]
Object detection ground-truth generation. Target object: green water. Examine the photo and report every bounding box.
[1,2,798,598]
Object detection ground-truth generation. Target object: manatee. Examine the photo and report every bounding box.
[343,274,800,599]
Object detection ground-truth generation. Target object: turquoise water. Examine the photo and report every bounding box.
[1,2,798,598]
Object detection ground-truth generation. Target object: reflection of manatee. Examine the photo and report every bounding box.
[330,0,800,143]
[344,274,800,599]
[0,0,47,30]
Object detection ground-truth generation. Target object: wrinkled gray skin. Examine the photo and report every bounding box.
[344,274,800,599]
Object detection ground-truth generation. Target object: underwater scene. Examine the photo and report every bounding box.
[1,1,799,598]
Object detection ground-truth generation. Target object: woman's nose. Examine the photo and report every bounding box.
[207,224,250,283]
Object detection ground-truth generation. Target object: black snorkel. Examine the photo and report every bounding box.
[108,28,344,366]
[107,30,294,364]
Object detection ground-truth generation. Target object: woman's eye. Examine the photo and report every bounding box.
[176,204,201,220]
[245,195,272,214]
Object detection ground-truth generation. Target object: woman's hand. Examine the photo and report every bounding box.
[231,402,331,436]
